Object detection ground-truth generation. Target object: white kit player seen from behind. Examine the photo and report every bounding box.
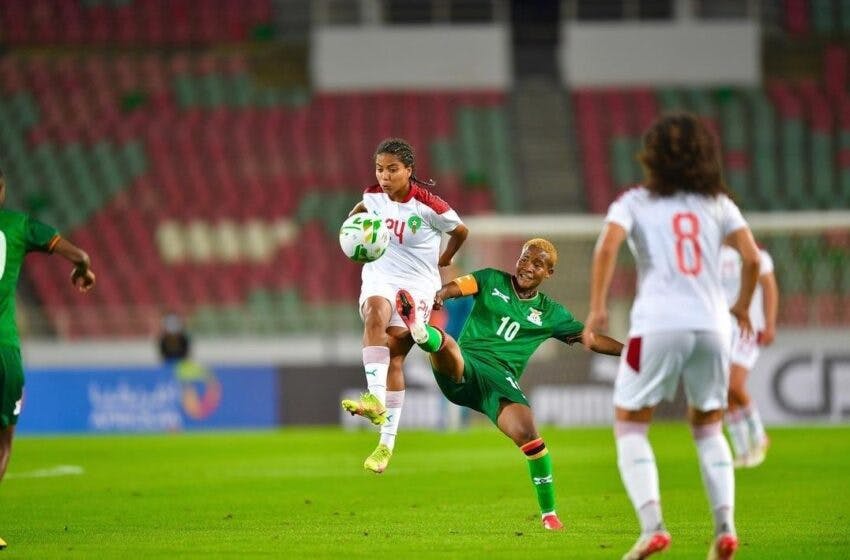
[583,113,761,560]
[341,138,468,474]
[719,244,778,468]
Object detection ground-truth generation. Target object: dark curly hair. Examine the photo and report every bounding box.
[638,112,730,198]
[374,138,436,188]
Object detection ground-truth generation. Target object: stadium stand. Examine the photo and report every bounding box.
[0,0,847,337]
[0,51,512,337]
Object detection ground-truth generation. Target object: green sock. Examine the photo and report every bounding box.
[416,325,443,353]
[521,438,556,514]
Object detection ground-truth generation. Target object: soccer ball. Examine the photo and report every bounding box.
[339,213,390,263]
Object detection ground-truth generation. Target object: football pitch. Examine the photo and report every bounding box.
[2,424,849,558]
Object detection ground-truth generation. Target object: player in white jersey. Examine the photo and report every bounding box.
[719,245,778,468]
[582,113,761,560]
[341,138,468,473]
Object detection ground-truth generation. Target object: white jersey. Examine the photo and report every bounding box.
[605,186,748,336]
[719,246,773,332]
[361,184,463,294]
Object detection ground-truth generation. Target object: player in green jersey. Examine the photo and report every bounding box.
[394,238,623,531]
[0,168,95,550]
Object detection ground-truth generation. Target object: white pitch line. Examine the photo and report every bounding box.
[6,465,85,479]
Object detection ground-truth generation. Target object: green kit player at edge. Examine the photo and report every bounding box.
[0,168,96,550]
[394,238,623,531]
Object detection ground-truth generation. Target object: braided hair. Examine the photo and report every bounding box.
[374,138,436,188]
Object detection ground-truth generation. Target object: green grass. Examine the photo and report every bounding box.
[2,424,849,558]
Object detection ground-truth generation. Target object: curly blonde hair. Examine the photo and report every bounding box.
[522,238,558,267]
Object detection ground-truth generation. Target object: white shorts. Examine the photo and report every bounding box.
[614,331,730,412]
[359,280,435,329]
[729,323,760,370]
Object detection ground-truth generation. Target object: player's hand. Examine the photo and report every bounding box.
[730,304,753,338]
[438,255,453,267]
[433,290,446,310]
[582,309,608,350]
[759,326,776,346]
[71,268,96,292]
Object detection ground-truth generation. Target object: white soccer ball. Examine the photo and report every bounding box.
[339,213,390,263]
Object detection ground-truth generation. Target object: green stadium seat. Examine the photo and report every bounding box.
[610,136,636,186]
[687,88,716,118]
[656,88,684,111]
[121,140,148,178]
[484,107,518,212]
[811,0,835,35]
[780,119,807,209]
[430,138,455,174]
[810,132,834,208]
[843,0,850,33]
[172,75,198,108]
[719,93,747,151]
[229,75,254,107]
[456,107,486,187]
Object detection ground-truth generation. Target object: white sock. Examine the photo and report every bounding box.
[363,346,389,405]
[725,409,750,458]
[743,404,767,446]
[692,422,736,536]
[379,390,405,450]
[615,421,664,536]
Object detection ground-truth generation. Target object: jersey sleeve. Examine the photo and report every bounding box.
[551,304,585,343]
[759,249,774,276]
[719,195,748,236]
[470,268,498,298]
[428,205,463,234]
[605,190,635,233]
[25,216,60,253]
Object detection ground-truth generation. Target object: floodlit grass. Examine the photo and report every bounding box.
[1,424,849,558]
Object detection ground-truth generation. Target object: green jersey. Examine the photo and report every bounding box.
[457,268,584,382]
[0,210,59,347]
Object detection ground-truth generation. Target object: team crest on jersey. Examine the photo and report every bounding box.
[407,215,423,234]
[491,288,510,302]
[526,308,542,326]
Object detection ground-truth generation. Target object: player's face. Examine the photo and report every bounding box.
[375,153,412,201]
[515,246,553,290]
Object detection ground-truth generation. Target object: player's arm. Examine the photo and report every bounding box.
[724,227,760,337]
[438,224,469,267]
[582,222,627,349]
[759,270,778,346]
[559,332,623,356]
[51,237,95,292]
[588,334,623,356]
[348,201,367,217]
[433,273,477,310]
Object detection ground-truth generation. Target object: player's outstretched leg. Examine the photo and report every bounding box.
[396,289,443,352]
[341,393,388,426]
[520,437,563,531]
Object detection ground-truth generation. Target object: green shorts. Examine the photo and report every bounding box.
[432,350,529,425]
[0,345,23,428]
